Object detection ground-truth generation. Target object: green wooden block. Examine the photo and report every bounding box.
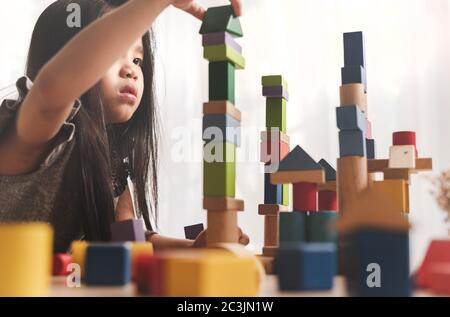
[282,184,289,206]
[266,98,286,132]
[307,211,338,243]
[261,75,289,90]
[203,142,236,197]
[209,62,235,104]
[279,212,307,243]
[204,44,245,69]
[199,5,243,37]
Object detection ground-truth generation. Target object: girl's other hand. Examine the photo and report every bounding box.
[171,0,241,20]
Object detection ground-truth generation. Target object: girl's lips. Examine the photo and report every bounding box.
[118,92,137,103]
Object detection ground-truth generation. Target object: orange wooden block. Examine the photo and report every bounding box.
[337,156,368,215]
[264,215,279,247]
[203,197,244,211]
[271,170,325,185]
[203,100,241,121]
[372,180,409,213]
[258,204,289,215]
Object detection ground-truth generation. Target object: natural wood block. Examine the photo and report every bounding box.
[389,145,416,169]
[262,246,278,257]
[203,100,241,121]
[339,84,367,116]
[337,156,369,215]
[271,170,325,185]
[318,181,337,191]
[367,158,433,173]
[207,210,239,245]
[384,168,411,184]
[204,44,245,69]
[257,256,275,275]
[372,180,409,213]
[204,197,244,211]
[264,215,279,246]
[258,204,289,215]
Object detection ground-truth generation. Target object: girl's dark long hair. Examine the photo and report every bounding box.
[25,0,159,243]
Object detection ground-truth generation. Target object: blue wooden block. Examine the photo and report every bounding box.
[279,212,307,243]
[339,130,366,157]
[85,244,131,286]
[278,145,323,171]
[336,106,366,132]
[366,138,376,159]
[344,31,365,68]
[203,114,241,146]
[264,173,282,204]
[344,229,411,297]
[276,242,336,291]
[318,159,336,181]
[307,211,338,243]
[341,66,367,93]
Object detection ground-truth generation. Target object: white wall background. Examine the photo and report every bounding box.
[1,0,450,270]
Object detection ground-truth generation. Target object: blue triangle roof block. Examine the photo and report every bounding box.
[278,145,324,171]
[318,159,337,181]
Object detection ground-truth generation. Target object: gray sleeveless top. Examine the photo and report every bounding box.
[0,76,126,252]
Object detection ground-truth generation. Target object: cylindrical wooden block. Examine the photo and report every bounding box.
[264,215,279,246]
[318,190,337,211]
[70,240,88,278]
[340,83,368,116]
[337,156,369,215]
[293,182,318,211]
[0,223,53,296]
[393,131,418,157]
[207,210,239,245]
[53,253,73,276]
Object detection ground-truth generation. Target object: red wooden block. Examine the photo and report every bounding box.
[318,190,337,211]
[416,240,450,288]
[53,253,73,276]
[293,182,318,212]
[261,138,290,165]
[393,131,418,157]
[429,264,450,295]
[135,254,164,296]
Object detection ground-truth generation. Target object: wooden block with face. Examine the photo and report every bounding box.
[389,145,416,169]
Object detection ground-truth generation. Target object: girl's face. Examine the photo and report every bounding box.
[100,38,145,124]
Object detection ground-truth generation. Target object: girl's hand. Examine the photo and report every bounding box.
[191,227,250,248]
[171,0,241,20]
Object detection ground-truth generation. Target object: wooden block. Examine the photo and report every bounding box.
[265,98,286,132]
[85,243,131,286]
[163,250,260,296]
[204,44,245,69]
[366,138,376,159]
[344,229,410,296]
[207,210,239,245]
[53,253,73,276]
[262,246,278,257]
[339,130,366,157]
[277,145,324,172]
[203,161,235,197]
[384,168,411,184]
[199,5,243,37]
[277,242,336,291]
[318,181,337,191]
[257,256,275,275]
[204,140,236,163]
[339,84,367,115]
[262,86,289,101]
[365,119,372,139]
[264,173,282,204]
[204,196,244,211]
[258,204,289,215]
[260,129,290,144]
[336,105,366,131]
[416,240,450,288]
[271,170,325,185]
[203,100,241,121]
[337,156,369,215]
[389,145,416,169]
[341,65,367,93]
[184,223,204,240]
[282,184,290,206]
[318,159,336,181]
[135,253,158,295]
[260,130,290,165]
[261,75,289,90]
[203,114,240,146]
[70,240,88,278]
[318,190,337,211]
[393,131,416,146]
[111,219,146,242]
[264,215,279,247]
[279,212,307,243]
[429,265,450,295]
[131,242,154,281]
[208,61,235,104]
[368,158,432,172]
[202,32,242,54]
[0,223,53,296]
[344,31,366,68]
[293,182,318,212]
[307,212,338,243]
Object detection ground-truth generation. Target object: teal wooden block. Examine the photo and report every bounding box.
[279,212,307,243]
[209,61,235,104]
[307,211,338,243]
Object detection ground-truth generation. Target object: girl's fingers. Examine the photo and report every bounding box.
[230,0,242,16]
[183,2,205,20]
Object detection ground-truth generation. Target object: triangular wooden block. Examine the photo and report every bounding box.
[199,5,243,37]
[278,145,323,171]
[318,159,336,181]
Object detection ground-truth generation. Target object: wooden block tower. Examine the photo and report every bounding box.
[200,5,245,246]
[258,75,291,263]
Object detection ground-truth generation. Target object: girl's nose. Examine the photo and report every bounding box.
[121,66,138,80]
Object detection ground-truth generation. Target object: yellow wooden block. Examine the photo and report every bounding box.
[131,242,154,280]
[70,240,88,278]
[163,250,259,296]
[372,179,408,213]
[0,223,53,296]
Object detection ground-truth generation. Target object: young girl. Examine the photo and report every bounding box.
[0,0,248,252]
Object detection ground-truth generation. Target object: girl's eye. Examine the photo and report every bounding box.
[133,58,143,67]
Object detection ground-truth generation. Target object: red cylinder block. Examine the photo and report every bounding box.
[135,254,164,296]
[52,253,73,276]
[393,131,418,157]
[318,190,337,211]
[293,182,318,212]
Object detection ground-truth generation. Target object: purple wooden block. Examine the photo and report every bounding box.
[262,85,289,101]
[184,223,204,240]
[111,219,146,242]
[202,32,242,54]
